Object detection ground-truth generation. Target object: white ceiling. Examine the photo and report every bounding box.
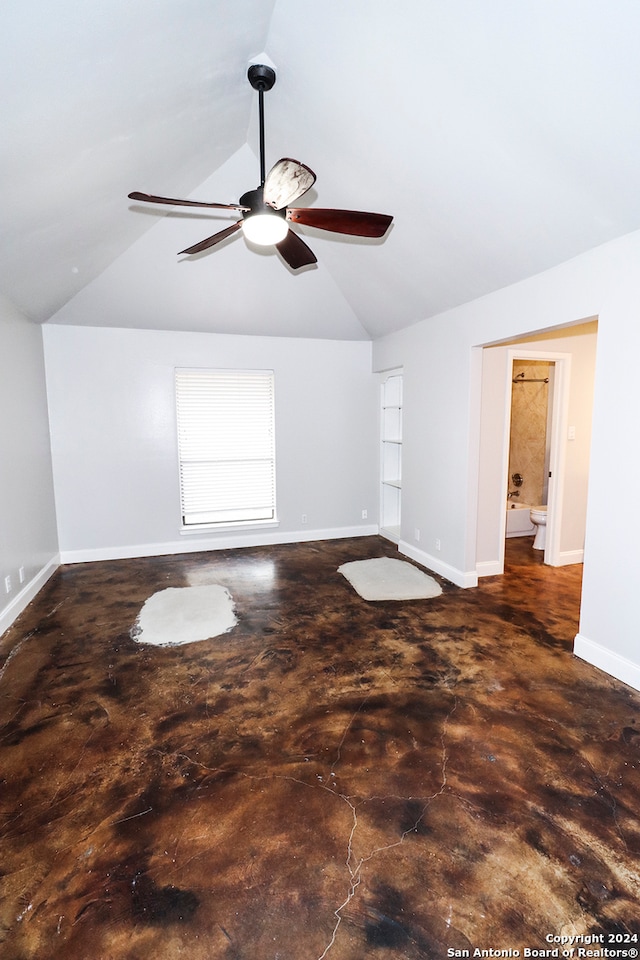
[2,1,640,340]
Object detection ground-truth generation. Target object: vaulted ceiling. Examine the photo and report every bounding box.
[2,1,640,340]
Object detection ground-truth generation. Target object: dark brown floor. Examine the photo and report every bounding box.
[1,536,639,959]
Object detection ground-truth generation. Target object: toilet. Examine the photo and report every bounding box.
[529,506,547,550]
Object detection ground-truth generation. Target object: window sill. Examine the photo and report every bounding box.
[179,519,280,535]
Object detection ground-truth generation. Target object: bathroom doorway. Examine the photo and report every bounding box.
[503,349,571,567]
[506,358,555,559]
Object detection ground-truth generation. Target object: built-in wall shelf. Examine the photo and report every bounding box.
[380,371,403,542]
[381,523,401,544]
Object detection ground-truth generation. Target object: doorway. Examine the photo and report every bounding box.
[503,351,570,567]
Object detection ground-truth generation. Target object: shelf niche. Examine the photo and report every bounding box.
[380,371,403,543]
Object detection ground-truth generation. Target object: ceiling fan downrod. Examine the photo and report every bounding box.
[247,64,276,187]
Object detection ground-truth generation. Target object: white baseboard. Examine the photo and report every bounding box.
[59,525,380,564]
[476,559,503,578]
[556,549,584,566]
[574,633,640,693]
[398,540,477,588]
[0,555,60,637]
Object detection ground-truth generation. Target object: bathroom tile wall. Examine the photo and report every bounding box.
[508,360,550,506]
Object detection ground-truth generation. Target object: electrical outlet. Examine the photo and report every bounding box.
[301,514,308,524]
[435,539,441,551]
[19,566,25,584]
[4,575,11,594]
[361,509,368,520]
[414,528,420,542]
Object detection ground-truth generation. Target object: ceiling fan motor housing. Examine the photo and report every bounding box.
[239,187,286,221]
[239,187,288,245]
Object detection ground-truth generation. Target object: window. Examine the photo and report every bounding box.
[175,368,276,527]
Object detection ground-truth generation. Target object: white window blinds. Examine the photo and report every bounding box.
[175,369,276,526]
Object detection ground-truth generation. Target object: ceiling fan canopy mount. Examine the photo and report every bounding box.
[247,63,276,92]
[128,64,393,269]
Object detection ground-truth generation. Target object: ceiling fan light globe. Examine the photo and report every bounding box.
[242,213,288,246]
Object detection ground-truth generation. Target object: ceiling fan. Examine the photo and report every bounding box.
[128,64,393,269]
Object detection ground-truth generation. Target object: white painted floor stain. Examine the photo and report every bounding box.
[338,557,442,601]
[131,585,237,646]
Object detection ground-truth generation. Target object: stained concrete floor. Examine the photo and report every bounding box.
[1,536,639,959]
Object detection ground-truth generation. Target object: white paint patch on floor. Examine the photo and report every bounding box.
[338,557,442,601]
[131,585,237,647]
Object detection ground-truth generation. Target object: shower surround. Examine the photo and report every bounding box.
[508,359,551,507]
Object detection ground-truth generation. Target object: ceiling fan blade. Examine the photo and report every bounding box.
[276,229,317,269]
[129,191,248,211]
[179,221,242,255]
[263,158,316,210]
[287,207,393,238]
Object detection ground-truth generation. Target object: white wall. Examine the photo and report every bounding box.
[43,325,378,560]
[373,229,640,691]
[0,297,59,635]
[477,325,597,573]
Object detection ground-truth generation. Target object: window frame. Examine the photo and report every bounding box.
[175,367,278,531]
